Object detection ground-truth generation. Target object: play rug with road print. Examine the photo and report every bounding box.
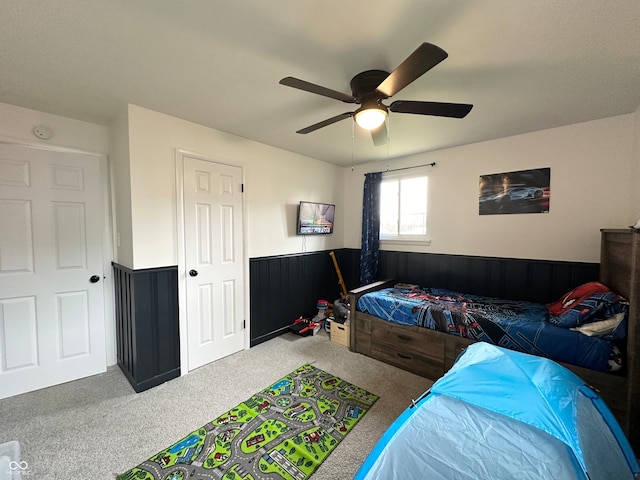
[117,364,379,480]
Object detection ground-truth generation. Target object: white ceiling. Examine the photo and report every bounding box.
[2,1,639,167]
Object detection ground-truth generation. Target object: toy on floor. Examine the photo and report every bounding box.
[290,316,322,336]
[312,299,329,322]
[290,299,330,336]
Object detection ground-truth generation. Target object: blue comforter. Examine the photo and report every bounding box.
[358,287,617,371]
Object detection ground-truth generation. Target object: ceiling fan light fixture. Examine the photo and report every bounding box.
[281,43,472,140]
[354,105,387,130]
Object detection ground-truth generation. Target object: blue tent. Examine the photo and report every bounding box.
[355,342,639,480]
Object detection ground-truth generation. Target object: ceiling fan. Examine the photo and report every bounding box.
[279,42,473,146]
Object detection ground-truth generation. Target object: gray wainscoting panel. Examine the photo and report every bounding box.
[248,248,598,346]
[376,250,599,303]
[249,250,345,346]
[112,263,180,392]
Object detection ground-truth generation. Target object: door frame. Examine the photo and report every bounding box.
[0,138,115,368]
[175,148,250,375]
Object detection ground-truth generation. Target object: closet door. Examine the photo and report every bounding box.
[182,155,245,371]
[0,144,106,399]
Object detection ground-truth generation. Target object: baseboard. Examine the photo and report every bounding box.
[117,362,181,393]
[250,325,291,347]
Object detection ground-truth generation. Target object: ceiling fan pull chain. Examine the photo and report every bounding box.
[351,119,355,171]
[386,116,390,157]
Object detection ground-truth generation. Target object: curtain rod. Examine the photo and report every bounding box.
[365,162,436,175]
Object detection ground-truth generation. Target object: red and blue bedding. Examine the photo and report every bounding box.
[357,285,626,372]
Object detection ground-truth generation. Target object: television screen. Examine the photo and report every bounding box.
[297,201,335,235]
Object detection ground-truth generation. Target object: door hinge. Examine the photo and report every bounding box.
[243,320,246,329]
[241,183,244,193]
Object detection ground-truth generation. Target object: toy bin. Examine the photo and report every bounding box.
[330,323,350,347]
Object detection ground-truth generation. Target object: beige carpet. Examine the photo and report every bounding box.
[0,330,432,480]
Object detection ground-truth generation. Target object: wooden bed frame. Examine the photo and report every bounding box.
[348,229,640,451]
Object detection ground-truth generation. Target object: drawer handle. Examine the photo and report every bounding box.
[397,353,411,360]
[397,334,412,341]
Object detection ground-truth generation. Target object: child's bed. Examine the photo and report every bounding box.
[357,284,625,372]
[348,229,640,451]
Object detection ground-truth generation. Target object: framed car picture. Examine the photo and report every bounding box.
[479,167,550,215]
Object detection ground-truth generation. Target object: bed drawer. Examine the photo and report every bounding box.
[371,323,446,379]
[372,323,445,361]
[354,315,372,335]
[445,337,475,371]
[353,315,372,355]
[370,345,445,380]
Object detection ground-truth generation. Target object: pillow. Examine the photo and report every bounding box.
[607,345,623,372]
[570,312,625,337]
[547,281,614,328]
[593,294,628,322]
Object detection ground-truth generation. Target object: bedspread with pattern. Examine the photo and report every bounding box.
[357,287,619,371]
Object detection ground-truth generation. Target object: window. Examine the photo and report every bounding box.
[380,172,429,244]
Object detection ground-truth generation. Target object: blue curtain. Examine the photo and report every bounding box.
[360,172,382,286]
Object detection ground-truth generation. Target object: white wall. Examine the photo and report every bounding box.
[0,102,109,153]
[108,107,134,267]
[124,104,343,269]
[344,114,635,263]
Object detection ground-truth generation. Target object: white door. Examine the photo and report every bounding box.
[0,144,106,399]
[183,156,244,371]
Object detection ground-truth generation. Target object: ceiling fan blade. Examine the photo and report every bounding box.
[371,123,388,146]
[390,100,473,118]
[376,43,448,98]
[296,112,353,134]
[280,77,357,103]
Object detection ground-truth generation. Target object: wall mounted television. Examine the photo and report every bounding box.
[297,201,335,235]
